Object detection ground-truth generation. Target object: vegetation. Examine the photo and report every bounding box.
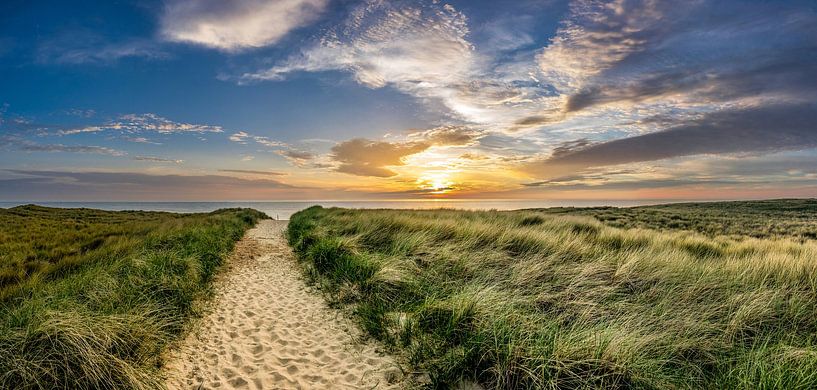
[0,205,266,389]
[541,199,817,240]
[288,205,817,389]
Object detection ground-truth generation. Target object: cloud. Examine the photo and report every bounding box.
[408,125,482,146]
[229,131,250,143]
[63,109,97,118]
[331,138,430,177]
[0,170,297,201]
[1,136,126,156]
[241,0,551,127]
[133,156,184,164]
[564,49,817,113]
[277,149,314,160]
[538,0,817,113]
[218,169,285,176]
[37,30,166,64]
[226,130,316,167]
[275,149,315,168]
[537,0,675,93]
[523,103,817,179]
[61,113,223,135]
[160,0,328,51]
[122,136,162,145]
[252,136,287,148]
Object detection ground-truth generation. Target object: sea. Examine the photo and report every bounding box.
[0,200,670,220]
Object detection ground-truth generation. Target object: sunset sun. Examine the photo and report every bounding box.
[417,171,456,195]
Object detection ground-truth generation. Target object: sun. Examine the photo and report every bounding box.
[417,171,456,195]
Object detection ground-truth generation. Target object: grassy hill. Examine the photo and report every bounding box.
[288,203,817,389]
[0,205,265,389]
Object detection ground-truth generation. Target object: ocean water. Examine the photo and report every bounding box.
[0,199,668,220]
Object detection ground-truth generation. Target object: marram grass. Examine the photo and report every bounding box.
[0,205,266,389]
[288,205,817,389]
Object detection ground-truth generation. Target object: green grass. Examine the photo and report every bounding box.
[0,205,266,389]
[288,204,817,389]
[540,199,817,240]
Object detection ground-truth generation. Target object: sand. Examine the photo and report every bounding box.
[163,220,403,389]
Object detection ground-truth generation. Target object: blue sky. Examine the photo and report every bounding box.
[1,0,816,201]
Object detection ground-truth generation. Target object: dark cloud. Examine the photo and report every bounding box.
[1,136,126,156]
[331,138,429,177]
[539,0,817,116]
[525,103,817,179]
[218,169,286,176]
[566,49,817,112]
[0,170,296,201]
[549,138,593,159]
[523,178,775,191]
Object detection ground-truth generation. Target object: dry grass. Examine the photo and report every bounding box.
[541,199,817,240]
[288,205,817,389]
[0,205,266,389]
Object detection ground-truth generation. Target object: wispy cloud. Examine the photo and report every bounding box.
[133,156,184,164]
[274,149,315,168]
[1,135,126,156]
[37,30,166,65]
[241,0,551,128]
[226,130,315,167]
[62,109,97,118]
[61,113,224,135]
[407,126,482,147]
[122,136,162,145]
[160,0,328,51]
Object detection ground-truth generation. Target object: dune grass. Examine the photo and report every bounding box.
[0,205,266,389]
[542,199,817,240]
[288,205,817,389]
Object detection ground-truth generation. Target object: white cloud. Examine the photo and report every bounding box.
[160,0,328,51]
[61,113,223,135]
[241,0,553,129]
[229,131,250,143]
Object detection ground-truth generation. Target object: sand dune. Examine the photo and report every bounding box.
[163,220,403,389]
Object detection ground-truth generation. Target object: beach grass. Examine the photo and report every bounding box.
[287,203,817,389]
[0,205,266,389]
[541,199,817,240]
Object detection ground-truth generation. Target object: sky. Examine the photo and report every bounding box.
[1,0,816,201]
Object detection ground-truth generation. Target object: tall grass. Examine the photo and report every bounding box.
[288,206,817,389]
[543,199,817,240]
[0,205,266,389]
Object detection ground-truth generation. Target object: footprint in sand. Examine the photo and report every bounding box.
[163,220,403,390]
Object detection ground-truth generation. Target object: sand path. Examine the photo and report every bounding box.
[163,220,403,389]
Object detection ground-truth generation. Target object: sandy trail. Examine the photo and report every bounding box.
[164,220,402,389]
